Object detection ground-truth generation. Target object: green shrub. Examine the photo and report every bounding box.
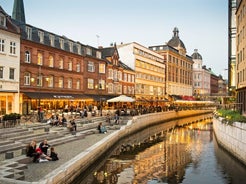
[216,109,246,124]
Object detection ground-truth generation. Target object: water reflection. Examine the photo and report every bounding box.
[82,120,246,184]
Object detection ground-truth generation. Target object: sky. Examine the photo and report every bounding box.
[0,0,228,79]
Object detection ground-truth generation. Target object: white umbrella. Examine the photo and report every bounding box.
[107,95,135,103]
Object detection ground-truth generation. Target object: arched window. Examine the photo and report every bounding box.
[37,52,43,65]
[59,58,63,69]
[25,51,31,63]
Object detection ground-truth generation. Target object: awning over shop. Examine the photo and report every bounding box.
[24,92,89,99]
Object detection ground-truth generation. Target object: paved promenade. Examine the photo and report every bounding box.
[0,114,128,183]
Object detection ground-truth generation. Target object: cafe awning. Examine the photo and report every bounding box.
[24,92,89,99]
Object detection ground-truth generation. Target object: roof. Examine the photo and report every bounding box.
[191,49,203,60]
[167,27,186,50]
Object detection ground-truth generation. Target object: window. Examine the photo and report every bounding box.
[87,78,94,89]
[24,72,31,85]
[124,73,127,81]
[76,79,80,89]
[0,13,6,26]
[77,44,81,55]
[69,41,73,52]
[68,78,72,89]
[88,61,95,72]
[9,68,15,80]
[99,63,105,73]
[37,52,43,65]
[0,39,5,53]
[108,83,113,93]
[47,76,54,87]
[86,47,92,55]
[38,31,44,43]
[37,75,42,86]
[0,66,3,78]
[59,38,64,49]
[99,79,105,89]
[49,55,54,67]
[108,69,113,79]
[96,51,101,59]
[59,58,64,69]
[68,60,72,71]
[76,63,80,72]
[26,26,32,40]
[49,34,55,47]
[25,51,31,63]
[10,41,16,55]
[58,77,63,88]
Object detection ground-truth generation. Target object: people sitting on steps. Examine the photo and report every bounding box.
[97,122,107,134]
[49,147,59,161]
[39,139,51,155]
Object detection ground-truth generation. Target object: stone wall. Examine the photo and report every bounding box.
[213,117,246,166]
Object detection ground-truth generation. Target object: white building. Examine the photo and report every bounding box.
[0,6,21,115]
[117,42,166,101]
[191,49,211,98]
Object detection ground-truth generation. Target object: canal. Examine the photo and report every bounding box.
[77,119,246,184]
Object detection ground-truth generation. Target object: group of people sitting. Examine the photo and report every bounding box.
[48,114,67,127]
[26,139,59,163]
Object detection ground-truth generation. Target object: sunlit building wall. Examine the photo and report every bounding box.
[236,0,246,114]
[117,42,166,101]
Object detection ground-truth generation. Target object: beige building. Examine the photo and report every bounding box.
[0,7,21,115]
[117,42,166,102]
[236,0,246,113]
[149,27,193,97]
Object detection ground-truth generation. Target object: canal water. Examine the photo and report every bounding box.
[79,120,246,184]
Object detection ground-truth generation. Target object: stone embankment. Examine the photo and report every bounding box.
[213,117,246,166]
[0,109,213,184]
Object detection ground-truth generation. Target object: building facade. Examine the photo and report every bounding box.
[191,49,211,99]
[149,28,193,98]
[117,42,166,102]
[0,6,20,115]
[236,0,246,113]
[228,0,237,95]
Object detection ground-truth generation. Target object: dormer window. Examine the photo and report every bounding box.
[59,38,64,49]
[96,51,101,59]
[49,34,55,47]
[77,44,81,55]
[0,13,6,27]
[69,41,73,52]
[86,47,92,55]
[38,31,44,43]
[26,26,32,40]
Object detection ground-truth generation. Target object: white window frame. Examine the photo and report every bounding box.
[38,31,44,43]
[99,63,105,74]
[9,68,15,80]
[0,39,5,53]
[0,66,3,79]
[88,61,95,72]
[76,63,80,72]
[59,38,64,49]
[58,77,63,88]
[37,52,43,65]
[69,41,73,52]
[0,13,6,27]
[49,34,55,47]
[49,55,54,67]
[24,72,31,85]
[26,26,32,40]
[10,41,16,55]
[25,51,31,63]
[59,58,64,69]
[96,51,101,59]
[76,79,80,89]
[87,78,94,89]
[68,61,73,71]
[86,47,92,55]
[68,78,72,89]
